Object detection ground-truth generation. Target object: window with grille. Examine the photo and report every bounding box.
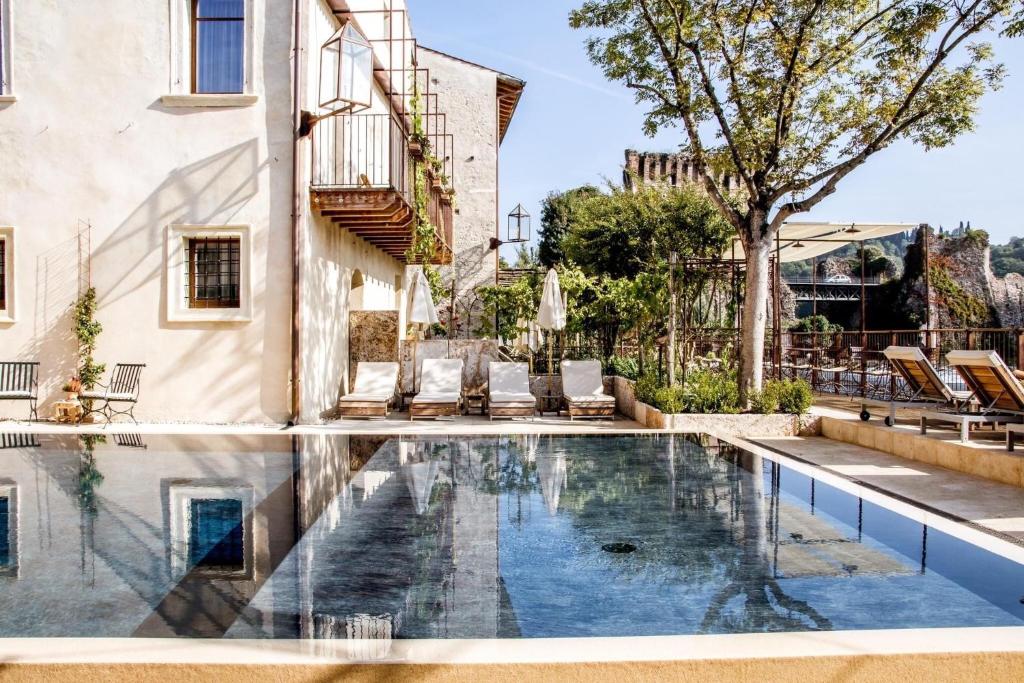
[186,237,240,309]
[0,238,6,311]
[0,497,10,568]
[192,0,245,94]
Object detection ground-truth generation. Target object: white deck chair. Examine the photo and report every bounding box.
[410,358,464,420]
[561,360,615,420]
[921,350,1024,443]
[860,346,971,426]
[488,362,536,420]
[338,362,399,418]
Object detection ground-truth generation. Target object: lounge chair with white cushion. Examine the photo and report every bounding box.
[410,359,464,420]
[488,362,536,420]
[920,350,1024,443]
[561,360,615,420]
[338,362,399,418]
[860,346,971,426]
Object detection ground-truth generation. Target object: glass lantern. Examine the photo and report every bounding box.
[319,22,373,113]
[507,204,530,243]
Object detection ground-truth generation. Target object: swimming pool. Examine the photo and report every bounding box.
[0,432,1022,640]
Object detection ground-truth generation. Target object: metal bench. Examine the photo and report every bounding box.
[79,363,146,425]
[0,362,40,421]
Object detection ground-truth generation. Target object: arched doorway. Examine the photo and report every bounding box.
[349,270,365,311]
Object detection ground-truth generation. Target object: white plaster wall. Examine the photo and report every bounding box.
[418,48,500,336]
[297,0,406,423]
[0,0,293,422]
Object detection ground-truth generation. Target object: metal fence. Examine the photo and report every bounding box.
[311,113,410,199]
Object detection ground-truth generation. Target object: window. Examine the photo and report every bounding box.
[0,237,6,311]
[186,237,240,309]
[167,225,251,322]
[192,0,244,94]
[0,227,12,322]
[188,498,244,571]
[0,485,16,578]
[0,497,10,568]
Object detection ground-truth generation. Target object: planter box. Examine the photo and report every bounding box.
[613,376,818,436]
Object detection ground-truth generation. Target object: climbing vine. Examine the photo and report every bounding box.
[929,265,990,327]
[74,287,106,390]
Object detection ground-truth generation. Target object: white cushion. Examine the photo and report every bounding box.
[412,393,459,404]
[490,391,536,404]
[489,362,530,395]
[561,360,606,397]
[339,393,391,403]
[419,359,464,394]
[565,394,615,405]
[351,362,399,397]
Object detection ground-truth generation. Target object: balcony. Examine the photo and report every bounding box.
[310,113,451,264]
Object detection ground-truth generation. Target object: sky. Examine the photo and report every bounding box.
[408,0,1024,260]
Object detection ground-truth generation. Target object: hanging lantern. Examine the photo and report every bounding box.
[319,21,374,113]
[507,204,531,243]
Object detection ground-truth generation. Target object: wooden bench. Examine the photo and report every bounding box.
[0,362,40,421]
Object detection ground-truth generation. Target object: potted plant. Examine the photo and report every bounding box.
[408,133,429,159]
[62,377,81,400]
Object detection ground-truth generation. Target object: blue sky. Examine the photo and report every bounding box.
[409,0,1024,258]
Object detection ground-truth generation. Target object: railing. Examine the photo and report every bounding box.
[311,113,410,200]
[783,275,883,286]
[521,327,1024,402]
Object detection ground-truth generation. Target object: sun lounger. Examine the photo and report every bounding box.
[1008,423,1024,452]
[488,362,536,420]
[859,346,971,426]
[338,362,399,418]
[920,350,1024,443]
[410,359,464,420]
[561,360,615,420]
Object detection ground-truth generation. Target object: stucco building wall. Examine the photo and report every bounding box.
[418,48,501,337]
[0,0,294,422]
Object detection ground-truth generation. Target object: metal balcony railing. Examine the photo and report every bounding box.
[311,113,410,201]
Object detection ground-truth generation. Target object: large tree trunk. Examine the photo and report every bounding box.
[739,234,773,405]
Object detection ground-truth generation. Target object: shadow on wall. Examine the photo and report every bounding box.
[12,233,86,414]
[82,139,286,421]
[305,253,355,423]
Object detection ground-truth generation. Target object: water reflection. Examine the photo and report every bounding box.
[0,432,1021,641]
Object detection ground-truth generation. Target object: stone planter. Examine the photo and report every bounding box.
[612,376,818,436]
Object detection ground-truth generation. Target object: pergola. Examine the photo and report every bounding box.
[714,221,928,376]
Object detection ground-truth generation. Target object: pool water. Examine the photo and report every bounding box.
[0,432,1022,639]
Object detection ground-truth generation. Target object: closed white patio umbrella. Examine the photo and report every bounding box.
[537,269,566,395]
[406,269,439,392]
[536,454,566,517]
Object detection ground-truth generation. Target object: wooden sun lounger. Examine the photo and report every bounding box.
[561,360,615,420]
[338,362,399,419]
[410,359,464,420]
[860,346,971,426]
[920,350,1024,443]
[488,362,536,420]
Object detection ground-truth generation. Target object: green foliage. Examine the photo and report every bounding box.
[633,370,661,407]
[779,379,813,414]
[478,273,539,341]
[538,186,599,267]
[570,0,1013,397]
[78,435,106,516]
[605,354,640,380]
[680,369,740,414]
[562,183,733,280]
[790,315,842,334]
[73,287,105,390]
[749,381,782,415]
[992,237,1024,277]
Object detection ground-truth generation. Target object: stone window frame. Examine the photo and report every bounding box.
[0,227,14,323]
[162,0,258,108]
[167,483,253,580]
[0,0,14,102]
[166,224,252,323]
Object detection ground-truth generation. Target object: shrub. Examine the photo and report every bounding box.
[789,315,842,334]
[680,369,740,414]
[652,385,687,414]
[605,355,640,380]
[633,370,660,406]
[777,379,813,414]
[749,380,782,414]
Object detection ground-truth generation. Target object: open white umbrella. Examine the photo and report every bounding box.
[537,269,566,395]
[406,269,439,392]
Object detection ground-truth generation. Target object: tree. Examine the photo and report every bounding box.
[570,0,1021,402]
[992,236,1024,276]
[537,186,599,267]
